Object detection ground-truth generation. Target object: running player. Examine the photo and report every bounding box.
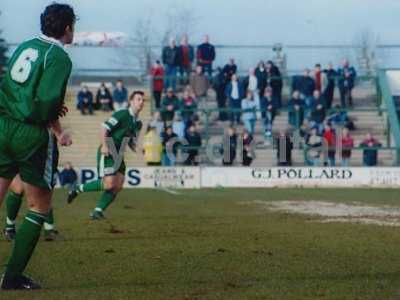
[0,3,75,290]
[67,91,144,219]
[3,175,59,242]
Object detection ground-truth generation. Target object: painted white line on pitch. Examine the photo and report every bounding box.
[160,187,181,195]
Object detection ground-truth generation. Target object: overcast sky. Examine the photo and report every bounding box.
[1,0,399,45]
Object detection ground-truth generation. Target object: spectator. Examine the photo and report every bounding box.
[178,34,194,84]
[242,130,254,166]
[241,90,258,135]
[197,34,216,77]
[150,60,164,109]
[276,129,293,166]
[184,124,202,165]
[327,105,355,130]
[305,128,323,166]
[58,162,78,191]
[313,64,328,94]
[77,85,94,115]
[341,127,354,167]
[322,122,336,166]
[213,67,228,121]
[161,88,180,123]
[181,89,198,125]
[143,125,163,166]
[162,38,180,90]
[259,87,278,137]
[266,60,283,107]
[243,68,260,101]
[323,63,337,109]
[225,74,245,125]
[292,68,315,106]
[222,126,237,165]
[149,111,165,137]
[172,114,186,139]
[222,58,237,81]
[255,60,267,97]
[360,133,381,166]
[161,126,179,166]
[309,90,326,133]
[189,65,209,106]
[337,59,357,108]
[288,90,305,129]
[95,82,113,111]
[113,80,128,111]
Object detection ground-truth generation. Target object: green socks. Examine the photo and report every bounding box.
[78,179,103,193]
[5,191,23,230]
[95,190,116,212]
[44,208,55,231]
[4,210,46,280]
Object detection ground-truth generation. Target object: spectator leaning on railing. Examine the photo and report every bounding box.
[337,58,357,108]
[162,38,180,91]
[259,87,278,138]
[77,85,94,115]
[150,60,164,109]
[112,80,128,111]
[197,34,216,77]
[184,124,202,166]
[341,127,354,167]
[360,132,381,167]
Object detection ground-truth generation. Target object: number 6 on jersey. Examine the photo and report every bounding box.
[10,48,39,83]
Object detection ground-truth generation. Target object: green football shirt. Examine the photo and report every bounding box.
[0,35,72,125]
[102,108,143,150]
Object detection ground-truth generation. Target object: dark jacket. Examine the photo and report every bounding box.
[162,46,180,66]
[266,65,283,93]
[95,88,113,109]
[222,63,237,80]
[161,131,179,155]
[292,75,315,97]
[59,168,78,186]
[161,95,180,122]
[310,96,326,124]
[177,44,195,67]
[337,66,357,90]
[288,98,305,127]
[255,67,267,92]
[113,87,128,104]
[77,90,93,105]
[225,81,245,100]
[360,138,381,166]
[259,96,278,120]
[185,131,202,154]
[196,43,216,64]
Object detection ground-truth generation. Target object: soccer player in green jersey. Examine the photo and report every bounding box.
[0,3,76,290]
[3,175,59,242]
[67,91,145,219]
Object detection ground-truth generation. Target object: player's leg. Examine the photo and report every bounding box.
[3,175,24,241]
[43,208,59,241]
[90,172,124,220]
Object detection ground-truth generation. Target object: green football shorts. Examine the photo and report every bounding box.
[0,115,58,190]
[96,146,126,178]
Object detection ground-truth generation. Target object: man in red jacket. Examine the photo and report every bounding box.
[150,60,164,109]
[323,122,336,166]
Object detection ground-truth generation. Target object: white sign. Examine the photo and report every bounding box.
[201,167,400,188]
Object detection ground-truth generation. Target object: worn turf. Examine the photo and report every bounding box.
[1,188,400,299]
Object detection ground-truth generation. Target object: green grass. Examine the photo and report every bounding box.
[1,188,400,299]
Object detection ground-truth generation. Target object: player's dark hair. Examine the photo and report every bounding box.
[40,3,76,39]
[130,90,145,100]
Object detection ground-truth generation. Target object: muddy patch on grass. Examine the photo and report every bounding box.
[245,200,400,226]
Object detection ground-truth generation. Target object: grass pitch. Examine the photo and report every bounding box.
[1,188,400,299]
